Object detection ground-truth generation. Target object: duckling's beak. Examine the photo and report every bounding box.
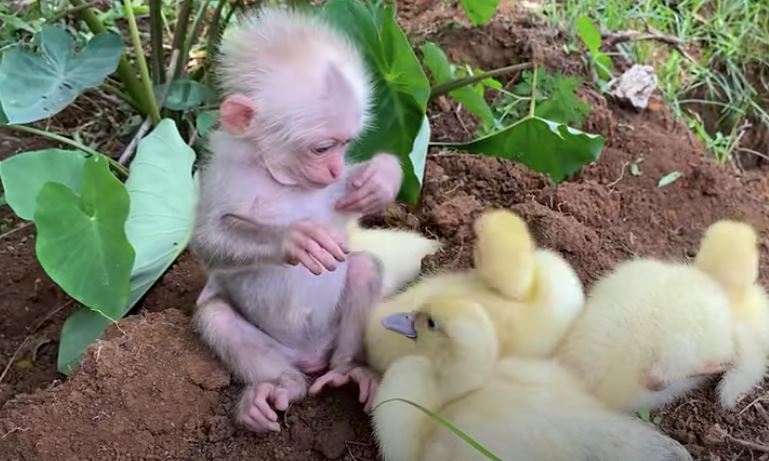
[381,312,417,340]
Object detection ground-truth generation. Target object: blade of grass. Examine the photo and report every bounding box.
[122,0,161,125]
[373,398,505,461]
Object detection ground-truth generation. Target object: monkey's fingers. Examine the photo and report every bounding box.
[335,184,372,211]
[304,227,347,262]
[254,383,279,422]
[308,371,350,395]
[295,251,323,275]
[352,164,376,188]
[304,241,339,272]
[270,387,291,412]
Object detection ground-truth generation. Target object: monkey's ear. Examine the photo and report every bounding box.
[220,94,256,135]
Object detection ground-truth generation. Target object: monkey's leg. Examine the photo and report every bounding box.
[194,292,307,433]
[309,252,383,411]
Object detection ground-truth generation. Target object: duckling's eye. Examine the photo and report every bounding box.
[426,317,438,331]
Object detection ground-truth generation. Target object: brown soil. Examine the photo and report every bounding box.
[1,2,769,460]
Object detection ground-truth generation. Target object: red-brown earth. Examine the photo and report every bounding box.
[0,2,767,460]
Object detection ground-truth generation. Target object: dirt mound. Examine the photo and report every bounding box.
[0,310,378,461]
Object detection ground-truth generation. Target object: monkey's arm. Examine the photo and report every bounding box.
[192,212,348,274]
[190,212,288,271]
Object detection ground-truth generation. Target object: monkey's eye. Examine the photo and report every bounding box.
[311,141,337,155]
[426,317,438,331]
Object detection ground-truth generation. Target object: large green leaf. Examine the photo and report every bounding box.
[458,0,500,25]
[123,119,197,311]
[322,0,430,204]
[57,307,112,375]
[421,42,493,129]
[155,77,215,111]
[0,149,86,220]
[449,117,604,182]
[34,155,134,321]
[0,27,123,124]
[57,119,197,374]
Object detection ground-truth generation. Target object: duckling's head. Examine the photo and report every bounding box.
[381,295,498,369]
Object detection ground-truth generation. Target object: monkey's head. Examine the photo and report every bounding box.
[216,7,372,189]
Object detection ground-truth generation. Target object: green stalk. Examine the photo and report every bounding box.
[122,0,161,125]
[149,0,165,85]
[69,0,148,116]
[171,0,194,79]
[429,62,533,101]
[528,65,538,117]
[184,0,213,70]
[206,0,230,72]
[5,125,128,177]
[101,82,141,111]
[373,398,504,461]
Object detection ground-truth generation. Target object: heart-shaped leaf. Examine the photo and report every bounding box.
[0,149,86,220]
[322,0,430,204]
[196,110,218,137]
[57,119,197,374]
[458,0,501,26]
[155,77,215,111]
[449,116,605,182]
[421,42,493,129]
[0,27,123,124]
[34,155,134,321]
[57,307,113,375]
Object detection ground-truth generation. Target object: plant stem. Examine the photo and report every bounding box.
[122,0,161,125]
[101,82,139,110]
[429,62,532,100]
[4,125,128,176]
[69,0,149,116]
[149,0,165,85]
[171,0,194,80]
[206,0,230,74]
[184,0,213,70]
[528,65,538,117]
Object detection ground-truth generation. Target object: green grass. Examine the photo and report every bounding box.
[541,0,769,163]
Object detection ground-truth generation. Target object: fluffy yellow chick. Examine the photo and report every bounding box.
[372,296,692,461]
[365,208,584,374]
[695,220,769,407]
[556,219,769,411]
[347,219,441,298]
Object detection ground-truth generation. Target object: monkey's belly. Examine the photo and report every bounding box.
[220,263,348,350]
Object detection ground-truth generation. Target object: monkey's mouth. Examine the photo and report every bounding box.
[381,312,417,340]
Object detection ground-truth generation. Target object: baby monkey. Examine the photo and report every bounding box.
[190,7,403,433]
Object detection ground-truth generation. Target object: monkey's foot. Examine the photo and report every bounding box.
[237,378,306,433]
[308,366,380,412]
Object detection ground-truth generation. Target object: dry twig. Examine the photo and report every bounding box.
[602,30,697,63]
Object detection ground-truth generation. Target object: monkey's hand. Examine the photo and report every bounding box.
[284,220,349,275]
[237,373,307,433]
[336,153,402,215]
[308,366,380,413]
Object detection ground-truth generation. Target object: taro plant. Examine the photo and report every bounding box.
[0,0,605,374]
